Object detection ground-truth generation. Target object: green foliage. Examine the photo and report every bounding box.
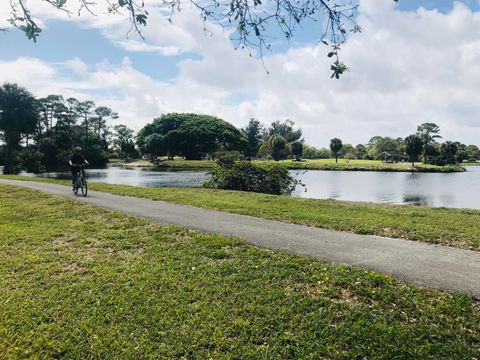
[338,143,354,158]
[417,122,442,164]
[205,160,299,195]
[330,138,343,163]
[440,141,459,165]
[270,134,289,161]
[291,141,303,160]
[113,124,137,160]
[302,145,331,159]
[215,151,244,167]
[137,113,243,160]
[465,145,480,161]
[266,119,302,143]
[354,144,368,159]
[0,83,38,174]
[18,147,44,173]
[242,118,263,159]
[1,85,115,171]
[259,120,302,161]
[404,134,423,166]
[367,136,404,159]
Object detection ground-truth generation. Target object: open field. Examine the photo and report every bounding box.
[109,158,465,172]
[2,175,479,250]
[1,184,479,358]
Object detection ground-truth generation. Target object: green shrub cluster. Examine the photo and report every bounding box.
[205,158,299,195]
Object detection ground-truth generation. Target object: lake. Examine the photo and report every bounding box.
[24,166,480,209]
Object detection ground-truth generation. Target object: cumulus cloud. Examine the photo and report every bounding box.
[1,0,480,147]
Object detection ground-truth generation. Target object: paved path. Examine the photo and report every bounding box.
[2,178,480,299]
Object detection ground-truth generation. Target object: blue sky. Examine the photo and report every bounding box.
[1,0,479,146]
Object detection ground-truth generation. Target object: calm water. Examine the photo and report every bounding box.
[25,166,480,209]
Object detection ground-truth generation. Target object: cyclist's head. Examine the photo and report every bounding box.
[74,147,82,153]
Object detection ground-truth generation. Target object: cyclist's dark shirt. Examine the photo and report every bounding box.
[70,154,87,165]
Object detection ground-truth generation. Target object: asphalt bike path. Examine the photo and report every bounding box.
[2,178,479,299]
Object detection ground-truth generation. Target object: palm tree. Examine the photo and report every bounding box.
[404,134,423,167]
[330,138,343,163]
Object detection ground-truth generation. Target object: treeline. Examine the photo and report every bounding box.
[136,116,306,161]
[0,83,137,174]
[2,82,479,175]
[320,123,480,166]
[137,116,480,166]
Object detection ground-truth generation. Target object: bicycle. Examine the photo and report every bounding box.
[72,164,88,197]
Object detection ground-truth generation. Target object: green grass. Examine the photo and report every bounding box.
[2,175,480,250]
[273,159,465,172]
[1,185,479,359]
[110,158,465,172]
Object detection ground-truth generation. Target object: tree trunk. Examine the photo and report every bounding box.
[335,156,338,163]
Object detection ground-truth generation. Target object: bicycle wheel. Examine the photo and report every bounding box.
[72,178,79,195]
[80,179,88,197]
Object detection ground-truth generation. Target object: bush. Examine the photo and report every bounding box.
[205,160,300,195]
[19,147,44,173]
[215,151,244,167]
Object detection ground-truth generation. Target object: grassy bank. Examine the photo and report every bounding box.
[110,158,465,172]
[2,175,479,250]
[275,159,465,172]
[1,185,479,358]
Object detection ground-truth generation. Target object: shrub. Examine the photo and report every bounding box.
[205,160,300,195]
[215,151,244,167]
[19,147,44,173]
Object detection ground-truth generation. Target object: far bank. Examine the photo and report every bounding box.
[109,158,466,173]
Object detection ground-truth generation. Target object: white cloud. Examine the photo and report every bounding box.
[1,0,480,147]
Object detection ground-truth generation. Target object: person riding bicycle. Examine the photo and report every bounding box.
[69,147,89,188]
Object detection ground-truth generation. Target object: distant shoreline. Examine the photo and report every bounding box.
[108,159,467,173]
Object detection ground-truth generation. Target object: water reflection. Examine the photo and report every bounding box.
[291,166,480,209]
[23,166,480,210]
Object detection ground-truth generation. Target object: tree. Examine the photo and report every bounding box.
[270,135,288,161]
[291,141,303,161]
[404,134,423,167]
[137,113,243,160]
[465,145,480,161]
[76,100,96,139]
[338,143,354,159]
[7,0,373,77]
[113,124,136,160]
[330,138,343,163]
[302,145,330,159]
[354,144,368,159]
[92,106,119,141]
[417,123,442,164]
[242,118,263,159]
[440,141,458,165]
[367,136,404,159]
[267,120,302,143]
[0,83,38,174]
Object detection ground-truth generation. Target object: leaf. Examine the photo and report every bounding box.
[136,14,148,26]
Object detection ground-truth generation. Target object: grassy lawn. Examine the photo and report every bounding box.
[109,158,465,172]
[274,159,465,172]
[1,184,479,359]
[1,175,480,250]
